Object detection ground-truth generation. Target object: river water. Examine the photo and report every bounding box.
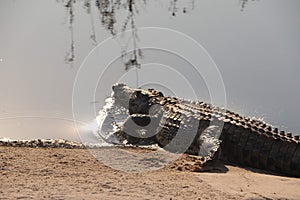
[0,0,300,144]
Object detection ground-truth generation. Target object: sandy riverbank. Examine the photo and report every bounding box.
[0,146,299,199]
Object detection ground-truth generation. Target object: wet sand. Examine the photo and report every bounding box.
[0,146,299,200]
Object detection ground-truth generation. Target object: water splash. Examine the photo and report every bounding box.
[96,96,129,144]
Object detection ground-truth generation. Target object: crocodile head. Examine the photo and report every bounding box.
[112,83,164,115]
[110,83,164,145]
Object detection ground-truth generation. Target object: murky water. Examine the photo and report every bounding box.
[0,0,300,143]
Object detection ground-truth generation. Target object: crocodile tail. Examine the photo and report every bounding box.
[221,120,300,177]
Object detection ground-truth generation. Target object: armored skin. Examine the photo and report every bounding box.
[106,83,300,177]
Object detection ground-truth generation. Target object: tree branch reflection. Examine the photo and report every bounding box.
[60,0,256,70]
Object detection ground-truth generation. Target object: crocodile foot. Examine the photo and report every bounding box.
[168,154,228,173]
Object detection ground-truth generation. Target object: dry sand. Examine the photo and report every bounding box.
[0,146,300,200]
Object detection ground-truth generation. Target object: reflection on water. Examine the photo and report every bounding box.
[61,0,254,69]
[240,0,256,11]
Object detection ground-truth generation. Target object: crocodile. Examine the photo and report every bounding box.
[99,83,300,177]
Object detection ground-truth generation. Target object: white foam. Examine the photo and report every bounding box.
[96,97,129,143]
